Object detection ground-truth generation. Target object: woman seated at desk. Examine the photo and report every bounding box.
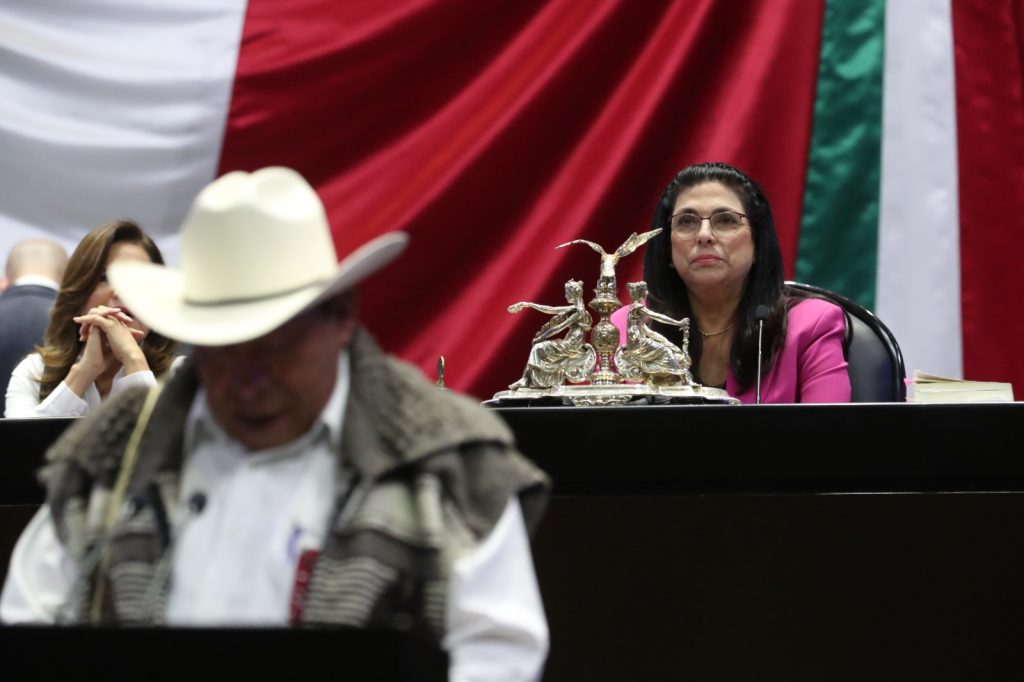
[5,221,179,418]
[615,162,850,404]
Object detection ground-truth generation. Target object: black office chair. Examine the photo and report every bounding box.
[785,281,907,402]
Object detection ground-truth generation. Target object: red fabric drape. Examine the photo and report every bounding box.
[219,0,824,398]
[953,0,1024,395]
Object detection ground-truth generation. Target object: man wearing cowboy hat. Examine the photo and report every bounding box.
[1,167,550,680]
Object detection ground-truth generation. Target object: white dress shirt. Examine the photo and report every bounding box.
[1,351,548,681]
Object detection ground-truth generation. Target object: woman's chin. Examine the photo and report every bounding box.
[682,271,729,288]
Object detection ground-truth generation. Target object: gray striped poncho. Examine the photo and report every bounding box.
[43,328,549,642]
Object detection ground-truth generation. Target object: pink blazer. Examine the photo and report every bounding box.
[610,297,851,404]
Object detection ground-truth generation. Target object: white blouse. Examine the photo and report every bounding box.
[4,353,180,418]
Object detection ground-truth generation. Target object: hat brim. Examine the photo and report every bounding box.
[107,232,408,347]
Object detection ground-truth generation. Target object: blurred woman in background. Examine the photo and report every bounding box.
[5,220,179,417]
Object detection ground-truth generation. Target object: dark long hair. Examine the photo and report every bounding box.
[37,220,179,400]
[642,162,798,390]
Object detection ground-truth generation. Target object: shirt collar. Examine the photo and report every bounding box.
[184,349,350,459]
[13,275,59,290]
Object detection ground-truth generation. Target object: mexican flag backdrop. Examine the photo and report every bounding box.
[1,0,1021,399]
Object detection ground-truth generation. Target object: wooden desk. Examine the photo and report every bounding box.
[3,404,1023,681]
[0,625,446,678]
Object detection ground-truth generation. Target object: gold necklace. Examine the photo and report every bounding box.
[696,322,735,338]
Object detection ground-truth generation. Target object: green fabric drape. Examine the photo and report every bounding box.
[796,0,886,307]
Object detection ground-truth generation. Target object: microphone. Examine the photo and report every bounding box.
[754,305,769,404]
[140,489,207,623]
[188,492,208,516]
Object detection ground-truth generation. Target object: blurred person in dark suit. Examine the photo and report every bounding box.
[0,240,68,417]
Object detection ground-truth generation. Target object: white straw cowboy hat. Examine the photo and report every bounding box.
[107,166,408,346]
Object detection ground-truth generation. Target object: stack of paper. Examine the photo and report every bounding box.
[908,370,1015,403]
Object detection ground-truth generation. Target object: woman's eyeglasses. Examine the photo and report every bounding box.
[670,211,747,238]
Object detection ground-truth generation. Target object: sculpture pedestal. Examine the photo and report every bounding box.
[488,383,737,406]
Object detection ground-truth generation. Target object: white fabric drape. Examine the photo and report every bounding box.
[877,0,963,380]
[0,0,248,265]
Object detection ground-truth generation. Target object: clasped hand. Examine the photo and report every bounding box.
[72,305,147,376]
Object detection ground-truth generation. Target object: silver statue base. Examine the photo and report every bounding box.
[487,383,739,407]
